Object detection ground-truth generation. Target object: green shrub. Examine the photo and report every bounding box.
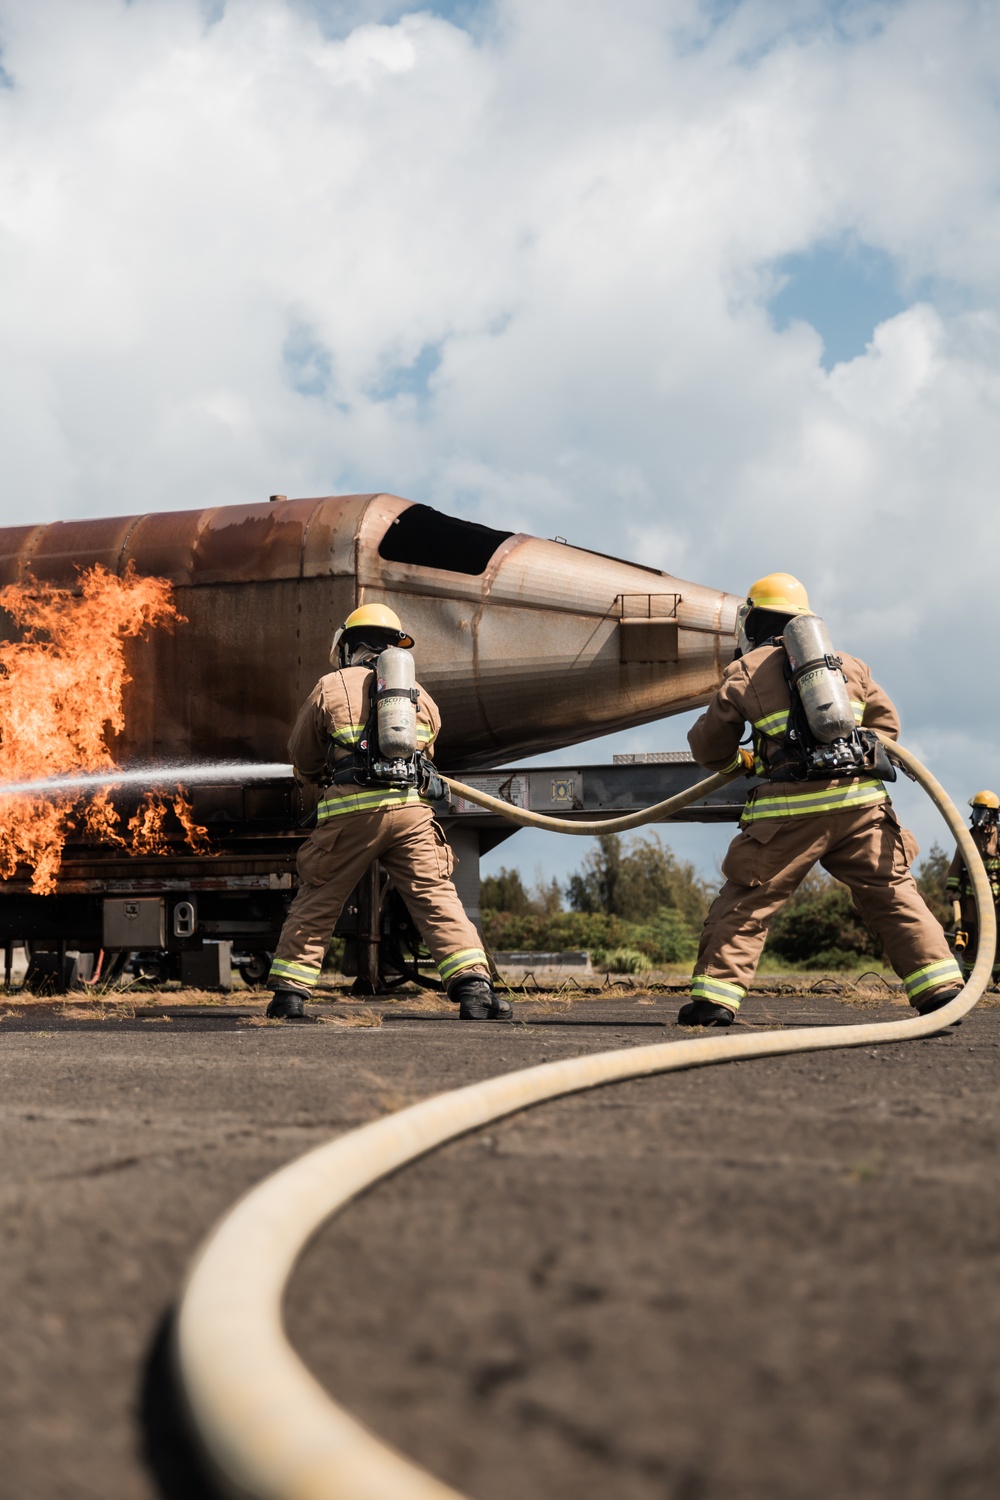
[765,877,879,967]
[481,904,699,967]
[592,947,652,974]
[630,906,700,963]
[482,909,635,954]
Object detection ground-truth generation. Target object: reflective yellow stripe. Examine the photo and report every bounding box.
[720,750,745,774]
[690,975,744,1010]
[753,710,788,737]
[268,957,322,989]
[904,958,963,1000]
[330,724,366,747]
[330,724,433,747]
[438,948,489,982]
[317,788,422,820]
[742,780,886,822]
[850,699,865,724]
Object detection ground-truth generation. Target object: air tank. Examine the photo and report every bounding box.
[782,614,856,744]
[0,493,743,769]
[375,646,418,759]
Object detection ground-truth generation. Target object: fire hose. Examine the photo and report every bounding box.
[177,739,993,1500]
[437,767,743,834]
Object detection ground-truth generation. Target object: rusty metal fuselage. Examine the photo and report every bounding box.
[0,494,742,974]
[0,493,740,770]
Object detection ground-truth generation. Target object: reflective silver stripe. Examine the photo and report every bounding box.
[317,788,422,820]
[904,958,963,1000]
[330,724,433,746]
[268,957,321,989]
[743,780,886,822]
[753,710,788,737]
[438,948,488,982]
[690,975,744,1010]
[330,724,366,747]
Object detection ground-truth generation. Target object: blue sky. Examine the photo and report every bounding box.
[769,241,908,370]
[0,0,998,884]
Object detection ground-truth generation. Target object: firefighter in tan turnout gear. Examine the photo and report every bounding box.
[266,604,511,1022]
[945,791,1000,984]
[681,573,963,1027]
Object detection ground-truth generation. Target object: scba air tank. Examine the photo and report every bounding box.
[375,647,418,758]
[782,615,856,744]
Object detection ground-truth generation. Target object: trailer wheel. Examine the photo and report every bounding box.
[238,952,272,986]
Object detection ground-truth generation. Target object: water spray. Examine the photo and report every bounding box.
[0,762,295,799]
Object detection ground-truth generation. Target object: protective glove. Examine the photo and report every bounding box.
[418,757,446,802]
[733,747,754,773]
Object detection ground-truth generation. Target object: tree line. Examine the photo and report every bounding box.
[481,832,951,971]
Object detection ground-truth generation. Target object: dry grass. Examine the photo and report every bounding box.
[321,1008,383,1028]
[389,992,453,1014]
[141,1015,173,1024]
[244,1016,285,1028]
[55,999,137,1021]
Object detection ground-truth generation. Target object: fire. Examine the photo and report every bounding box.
[0,564,211,893]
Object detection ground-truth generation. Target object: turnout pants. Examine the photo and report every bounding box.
[268,802,488,993]
[956,894,1000,980]
[691,799,961,1012]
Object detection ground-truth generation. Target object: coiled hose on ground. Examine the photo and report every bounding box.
[177,739,994,1500]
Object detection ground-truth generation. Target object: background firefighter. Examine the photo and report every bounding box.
[266,604,511,1022]
[945,791,1000,984]
[681,573,963,1027]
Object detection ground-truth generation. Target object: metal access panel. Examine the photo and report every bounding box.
[619,618,679,663]
[103,897,165,948]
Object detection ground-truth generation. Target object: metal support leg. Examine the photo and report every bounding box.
[352,862,381,996]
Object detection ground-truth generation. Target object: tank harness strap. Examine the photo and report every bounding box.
[788,652,845,689]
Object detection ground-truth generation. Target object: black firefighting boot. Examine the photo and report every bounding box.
[449,974,513,1021]
[912,984,963,1018]
[265,988,309,1021]
[677,998,735,1028]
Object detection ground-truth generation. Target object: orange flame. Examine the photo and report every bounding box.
[0,564,211,893]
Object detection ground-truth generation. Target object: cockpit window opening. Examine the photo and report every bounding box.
[378,505,514,576]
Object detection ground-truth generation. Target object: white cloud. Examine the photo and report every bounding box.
[0,0,999,871]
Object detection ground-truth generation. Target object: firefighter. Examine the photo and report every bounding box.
[680,573,963,1027]
[266,604,511,1021]
[945,791,1000,983]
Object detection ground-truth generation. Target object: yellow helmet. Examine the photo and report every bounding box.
[970,791,1000,808]
[330,603,414,665]
[736,573,811,655]
[746,573,811,615]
